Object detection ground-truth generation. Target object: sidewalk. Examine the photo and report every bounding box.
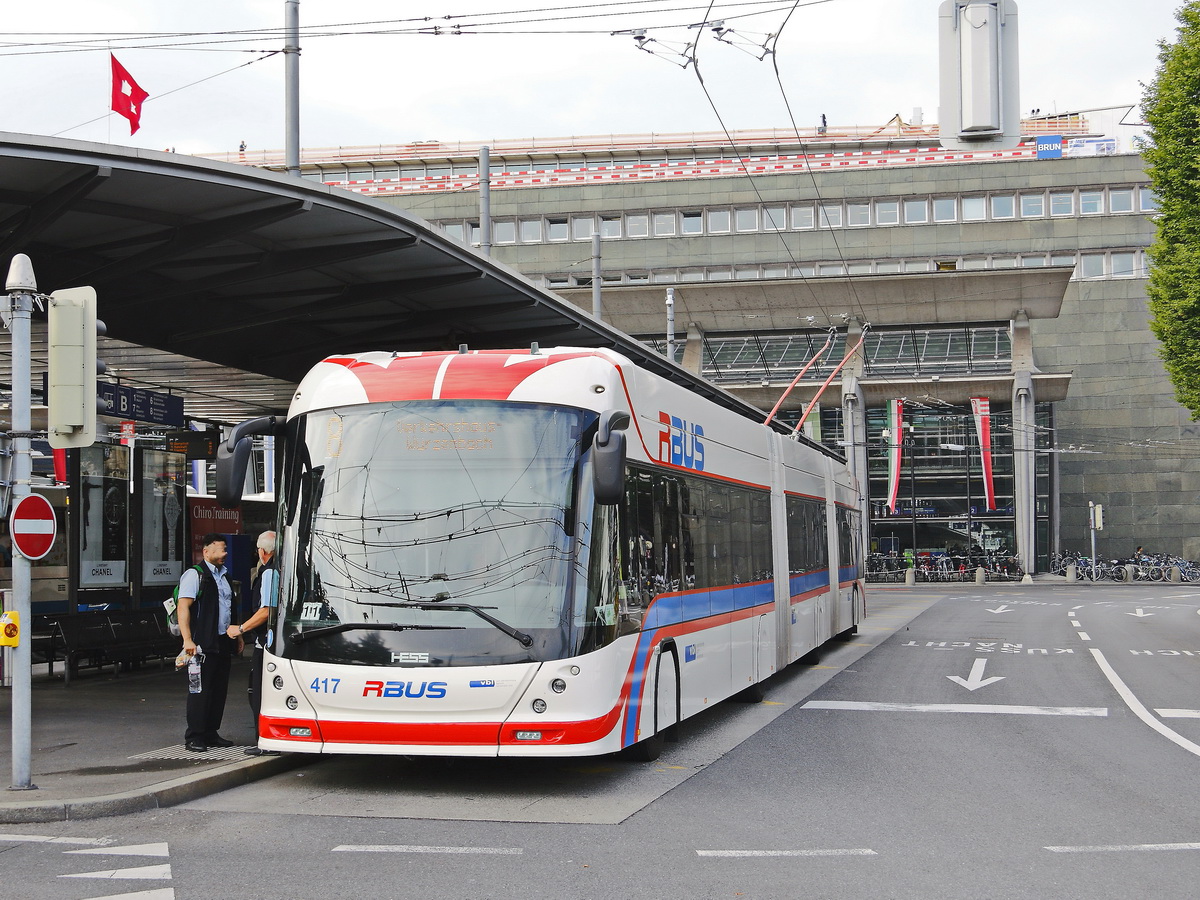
[0,655,305,823]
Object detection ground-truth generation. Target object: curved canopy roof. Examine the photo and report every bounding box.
[0,132,804,439]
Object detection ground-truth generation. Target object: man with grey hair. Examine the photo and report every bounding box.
[226,530,278,755]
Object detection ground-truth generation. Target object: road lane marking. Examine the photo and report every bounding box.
[333,845,523,854]
[697,849,878,857]
[1078,632,1091,641]
[1155,709,1200,718]
[1045,842,1200,853]
[802,701,1107,716]
[1070,620,1081,627]
[1090,649,1200,759]
[66,844,169,857]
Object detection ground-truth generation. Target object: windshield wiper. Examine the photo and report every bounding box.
[356,599,534,648]
[289,622,464,643]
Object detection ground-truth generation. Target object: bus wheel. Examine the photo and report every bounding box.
[735,679,767,703]
[622,730,665,762]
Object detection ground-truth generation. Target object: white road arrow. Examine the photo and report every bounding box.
[947,658,1006,691]
[1127,609,1154,617]
[986,605,1014,615]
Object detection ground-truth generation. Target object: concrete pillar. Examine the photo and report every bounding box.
[680,321,705,375]
[976,567,986,584]
[1011,370,1036,576]
[1066,562,1076,582]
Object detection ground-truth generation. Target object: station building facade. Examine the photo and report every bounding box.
[251,114,1189,566]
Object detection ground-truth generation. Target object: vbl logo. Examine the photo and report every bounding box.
[658,412,705,471]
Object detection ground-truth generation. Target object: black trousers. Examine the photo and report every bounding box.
[247,644,264,733]
[185,645,233,743]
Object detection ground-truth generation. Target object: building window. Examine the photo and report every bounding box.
[819,204,843,228]
[1140,187,1159,212]
[547,217,569,241]
[681,269,705,282]
[818,263,845,275]
[763,265,789,278]
[1078,253,1105,278]
[681,211,703,235]
[1020,194,1045,217]
[903,199,928,224]
[572,216,595,241]
[1019,254,1046,267]
[708,269,732,280]
[902,259,929,272]
[961,196,986,221]
[493,220,516,244]
[600,215,622,239]
[875,260,902,273]
[1050,252,1076,267]
[1109,189,1134,213]
[468,221,481,244]
[847,203,871,226]
[1079,191,1104,215]
[443,222,465,241]
[1110,251,1137,277]
[626,214,649,238]
[707,209,731,233]
[1049,192,1074,216]
[523,218,547,243]
[991,256,1016,268]
[847,262,872,274]
[735,208,759,231]
[763,206,787,231]
[793,264,816,277]
[653,212,676,236]
[735,266,759,279]
[960,257,987,270]
[932,196,956,222]
[990,195,1016,219]
[791,205,815,229]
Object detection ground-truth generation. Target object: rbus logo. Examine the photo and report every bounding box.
[658,412,705,471]
[363,680,448,699]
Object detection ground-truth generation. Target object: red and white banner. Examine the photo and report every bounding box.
[886,398,904,513]
[971,397,997,511]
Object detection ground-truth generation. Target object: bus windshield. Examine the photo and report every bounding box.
[276,400,597,667]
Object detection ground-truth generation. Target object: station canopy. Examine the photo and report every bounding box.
[0,133,762,428]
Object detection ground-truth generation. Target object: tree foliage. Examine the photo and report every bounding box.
[1137,3,1200,417]
[1143,1,1200,418]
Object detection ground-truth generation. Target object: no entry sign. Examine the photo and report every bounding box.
[10,494,57,561]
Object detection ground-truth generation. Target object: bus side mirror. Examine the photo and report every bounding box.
[216,416,282,509]
[593,410,630,506]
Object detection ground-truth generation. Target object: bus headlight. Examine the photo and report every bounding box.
[286,695,299,710]
[273,675,284,690]
[531,698,547,714]
[550,678,567,693]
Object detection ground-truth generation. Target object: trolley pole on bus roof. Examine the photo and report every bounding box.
[3,254,40,791]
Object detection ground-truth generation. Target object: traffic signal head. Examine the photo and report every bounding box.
[47,285,105,449]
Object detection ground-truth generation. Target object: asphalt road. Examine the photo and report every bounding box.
[4,582,1200,900]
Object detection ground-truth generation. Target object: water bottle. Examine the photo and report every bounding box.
[188,649,204,694]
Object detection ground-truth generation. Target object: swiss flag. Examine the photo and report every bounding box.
[110,53,149,135]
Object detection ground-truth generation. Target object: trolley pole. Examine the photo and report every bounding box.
[4,254,40,791]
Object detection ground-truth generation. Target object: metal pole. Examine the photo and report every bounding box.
[284,0,301,177]
[665,287,676,362]
[909,435,917,556]
[479,147,491,257]
[591,231,602,320]
[4,255,37,791]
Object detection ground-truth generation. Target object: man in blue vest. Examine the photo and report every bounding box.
[177,532,243,752]
[226,530,278,756]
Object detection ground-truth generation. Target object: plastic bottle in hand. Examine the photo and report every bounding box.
[188,650,204,694]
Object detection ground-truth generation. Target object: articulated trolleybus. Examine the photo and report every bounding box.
[218,346,864,760]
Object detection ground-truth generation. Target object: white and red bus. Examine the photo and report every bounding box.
[218,346,864,759]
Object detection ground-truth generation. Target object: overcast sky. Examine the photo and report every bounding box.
[0,1,1183,156]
